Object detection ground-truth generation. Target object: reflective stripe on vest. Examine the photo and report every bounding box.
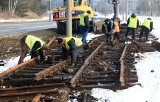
[25,35,45,51]
[79,13,87,26]
[142,19,152,30]
[64,37,83,50]
[113,21,120,33]
[128,17,138,28]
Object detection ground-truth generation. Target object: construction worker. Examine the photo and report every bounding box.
[112,18,120,42]
[79,10,91,45]
[102,18,113,46]
[139,18,153,41]
[57,37,83,66]
[125,12,139,40]
[18,35,48,64]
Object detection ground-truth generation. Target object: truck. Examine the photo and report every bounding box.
[52,0,94,35]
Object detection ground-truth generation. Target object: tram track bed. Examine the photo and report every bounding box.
[0,28,160,101]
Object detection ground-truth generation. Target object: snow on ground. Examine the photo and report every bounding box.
[0,56,30,73]
[90,14,160,102]
[92,52,160,102]
[0,14,160,102]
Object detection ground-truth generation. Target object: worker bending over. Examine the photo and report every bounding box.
[102,18,113,46]
[57,37,83,67]
[139,18,153,41]
[18,35,48,64]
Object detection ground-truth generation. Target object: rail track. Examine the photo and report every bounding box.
[0,30,160,101]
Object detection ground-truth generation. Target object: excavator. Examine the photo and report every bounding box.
[53,0,94,34]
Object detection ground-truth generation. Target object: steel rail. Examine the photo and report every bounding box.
[32,94,41,102]
[119,44,128,86]
[0,90,59,101]
[0,83,67,101]
[70,42,104,87]
[35,59,68,81]
[0,58,35,80]
[88,36,99,46]
[47,36,56,47]
[35,36,103,81]
[0,36,56,80]
[0,83,65,94]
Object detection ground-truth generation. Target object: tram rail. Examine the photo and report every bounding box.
[0,31,159,101]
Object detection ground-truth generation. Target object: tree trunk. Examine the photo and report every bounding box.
[8,0,18,15]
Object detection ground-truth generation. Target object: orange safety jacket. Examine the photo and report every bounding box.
[113,21,120,33]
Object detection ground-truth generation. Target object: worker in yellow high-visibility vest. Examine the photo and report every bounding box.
[57,37,83,67]
[79,10,91,45]
[18,35,48,64]
[125,12,139,40]
[139,18,153,41]
[102,18,114,47]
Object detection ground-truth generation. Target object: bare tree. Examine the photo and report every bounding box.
[0,0,8,12]
[8,0,18,15]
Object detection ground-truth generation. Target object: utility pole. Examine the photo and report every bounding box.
[9,0,11,15]
[122,0,125,20]
[66,0,72,37]
[108,0,120,19]
[49,0,52,21]
[125,0,128,21]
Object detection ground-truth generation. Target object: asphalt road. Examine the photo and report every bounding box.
[0,22,57,35]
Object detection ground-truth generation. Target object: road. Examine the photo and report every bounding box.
[0,22,57,35]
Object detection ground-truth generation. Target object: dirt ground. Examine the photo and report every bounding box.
[0,11,53,60]
[0,28,57,60]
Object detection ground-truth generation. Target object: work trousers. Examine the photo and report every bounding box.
[31,41,44,61]
[125,27,136,39]
[105,33,113,46]
[113,32,120,41]
[72,46,82,63]
[62,46,82,63]
[81,26,88,44]
[139,26,150,40]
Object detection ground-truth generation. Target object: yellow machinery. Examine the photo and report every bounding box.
[53,0,94,34]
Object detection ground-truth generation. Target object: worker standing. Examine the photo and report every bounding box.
[112,18,120,42]
[102,18,113,46]
[57,37,83,67]
[18,35,48,64]
[125,12,139,40]
[139,18,153,41]
[79,10,91,45]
